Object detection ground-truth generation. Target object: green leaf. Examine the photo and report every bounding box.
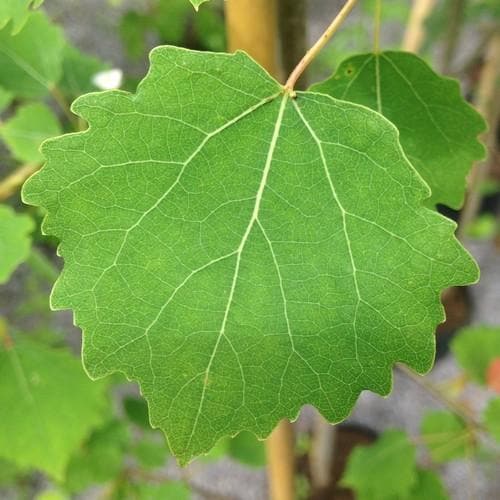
[421,411,473,463]
[123,395,151,429]
[192,3,226,52]
[60,44,110,98]
[0,0,44,34]
[0,459,20,487]
[340,430,417,500]
[465,213,497,240]
[1,103,61,163]
[64,420,129,493]
[129,481,190,500]
[408,469,449,500]
[155,0,192,44]
[0,11,65,98]
[35,490,68,500]
[0,205,33,284]
[133,436,169,469]
[23,46,478,464]
[190,0,210,10]
[451,326,500,384]
[228,431,266,467]
[0,86,13,112]
[311,51,486,209]
[483,398,500,442]
[0,340,107,480]
[119,11,152,60]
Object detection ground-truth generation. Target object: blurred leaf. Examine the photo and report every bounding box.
[0,0,45,34]
[341,430,417,500]
[312,51,486,210]
[193,5,225,52]
[452,326,500,384]
[119,11,151,60]
[130,481,190,499]
[0,11,65,98]
[479,179,500,196]
[1,103,61,163]
[155,0,191,44]
[123,395,151,429]
[35,490,68,500]
[408,469,449,500]
[421,411,473,463]
[60,44,110,98]
[465,213,497,240]
[0,205,33,284]
[467,0,500,21]
[361,0,410,23]
[483,398,500,442]
[228,430,266,467]
[64,420,129,493]
[133,437,169,469]
[0,86,12,113]
[0,459,19,486]
[0,340,107,480]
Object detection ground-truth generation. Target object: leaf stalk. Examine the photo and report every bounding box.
[373,0,382,53]
[283,0,358,94]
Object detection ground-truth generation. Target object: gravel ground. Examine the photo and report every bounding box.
[3,1,499,499]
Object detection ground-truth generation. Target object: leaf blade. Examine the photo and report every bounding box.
[0,205,33,284]
[23,46,478,463]
[0,340,107,479]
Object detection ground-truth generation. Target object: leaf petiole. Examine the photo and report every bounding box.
[283,0,357,94]
[373,0,382,53]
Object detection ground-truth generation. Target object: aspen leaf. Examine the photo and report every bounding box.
[0,205,33,284]
[1,103,62,163]
[312,51,486,209]
[0,11,65,98]
[23,46,478,463]
[0,340,107,479]
[0,0,44,34]
[421,411,473,462]
[452,326,500,384]
[341,430,417,499]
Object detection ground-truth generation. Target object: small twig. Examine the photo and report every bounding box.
[284,0,358,94]
[266,419,295,500]
[397,364,483,431]
[50,85,78,128]
[310,411,336,491]
[0,163,39,200]
[441,0,466,74]
[402,0,437,53]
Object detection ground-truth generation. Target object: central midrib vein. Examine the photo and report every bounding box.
[186,93,289,447]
